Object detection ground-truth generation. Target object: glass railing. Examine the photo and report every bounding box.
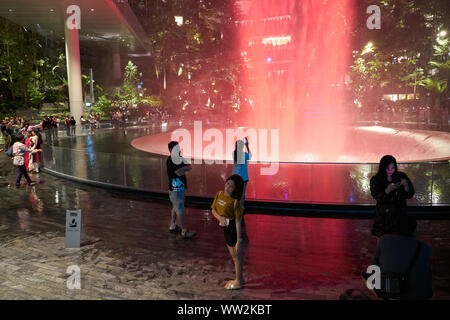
[40,124,450,205]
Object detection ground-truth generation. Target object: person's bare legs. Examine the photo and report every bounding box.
[169,207,178,229]
[225,245,244,289]
[170,205,187,230]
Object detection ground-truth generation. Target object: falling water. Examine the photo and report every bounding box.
[237,0,355,162]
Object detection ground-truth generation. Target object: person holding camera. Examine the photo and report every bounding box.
[370,155,415,238]
[232,138,251,209]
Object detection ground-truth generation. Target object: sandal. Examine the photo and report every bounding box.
[225,280,243,290]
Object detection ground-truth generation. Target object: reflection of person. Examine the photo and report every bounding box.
[370,155,415,238]
[166,141,196,239]
[367,215,433,300]
[211,175,245,290]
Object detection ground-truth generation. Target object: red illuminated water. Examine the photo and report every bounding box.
[131,126,450,163]
[237,0,356,161]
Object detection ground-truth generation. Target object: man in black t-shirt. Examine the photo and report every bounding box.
[167,141,196,239]
[70,116,76,135]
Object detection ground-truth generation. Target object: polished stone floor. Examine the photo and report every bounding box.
[0,155,449,300]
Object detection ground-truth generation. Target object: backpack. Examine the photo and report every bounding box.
[375,242,422,300]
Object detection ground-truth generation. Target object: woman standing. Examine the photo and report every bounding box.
[24,131,33,172]
[12,134,42,187]
[370,155,415,238]
[30,130,43,173]
[232,138,251,209]
[211,175,245,290]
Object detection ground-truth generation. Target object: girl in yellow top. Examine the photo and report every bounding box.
[211,174,245,290]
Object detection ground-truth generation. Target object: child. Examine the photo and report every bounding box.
[211,174,245,290]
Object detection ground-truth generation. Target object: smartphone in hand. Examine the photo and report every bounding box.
[220,218,230,227]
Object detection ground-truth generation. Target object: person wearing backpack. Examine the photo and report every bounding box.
[11,134,42,187]
[364,214,433,300]
[211,174,245,290]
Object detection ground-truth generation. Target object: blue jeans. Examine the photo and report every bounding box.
[169,190,185,215]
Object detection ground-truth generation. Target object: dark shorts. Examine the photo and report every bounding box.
[222,219,237,247]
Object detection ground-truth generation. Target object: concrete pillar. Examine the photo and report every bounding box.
[64,24,84,123]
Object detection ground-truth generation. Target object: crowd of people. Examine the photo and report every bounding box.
[110,105,170,127]
[359,100,450,131]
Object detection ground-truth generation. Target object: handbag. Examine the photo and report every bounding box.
[5,146,13,158]
[375,242,422,299]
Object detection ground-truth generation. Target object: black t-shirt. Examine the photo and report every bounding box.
[167,156,189,191]
[70,119,76,126]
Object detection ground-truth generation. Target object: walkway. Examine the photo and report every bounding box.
[0,155,449,299]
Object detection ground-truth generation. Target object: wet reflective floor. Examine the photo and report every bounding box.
[1,155,450,299]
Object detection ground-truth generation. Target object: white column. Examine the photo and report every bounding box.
[65,24,84,123]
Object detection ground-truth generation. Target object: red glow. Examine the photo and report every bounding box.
[237,0,356,161]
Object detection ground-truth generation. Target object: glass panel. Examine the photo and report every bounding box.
[42,130,449,205]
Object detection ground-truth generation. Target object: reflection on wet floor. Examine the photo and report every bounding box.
[0,155,450,299]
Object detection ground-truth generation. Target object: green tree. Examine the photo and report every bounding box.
[417,36,450,104]
[0,17,39,109]
[350,0,450,107]
[131,0,241,113]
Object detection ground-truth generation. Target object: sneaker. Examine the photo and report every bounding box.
[169,225,182,233]
[181,230,197,239]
